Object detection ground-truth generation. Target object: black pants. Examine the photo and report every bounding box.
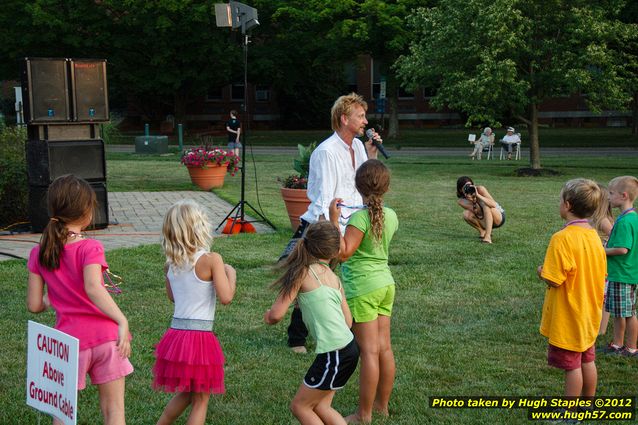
[280,220,310,347]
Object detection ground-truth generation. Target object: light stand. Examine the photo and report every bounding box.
[214,2,275,233]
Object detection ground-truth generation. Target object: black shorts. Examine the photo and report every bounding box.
[303,338,359,390]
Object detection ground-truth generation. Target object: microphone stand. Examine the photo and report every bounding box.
[216,31,276,233]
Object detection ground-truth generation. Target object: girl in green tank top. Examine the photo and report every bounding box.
[264,221,358,424]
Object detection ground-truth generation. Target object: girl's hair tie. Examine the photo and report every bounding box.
[50,217,59,222]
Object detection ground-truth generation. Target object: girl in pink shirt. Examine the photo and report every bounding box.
[27,175,133,425]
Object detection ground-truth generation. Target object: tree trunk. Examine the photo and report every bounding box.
[528,102,541,169]
[632,91,638,136]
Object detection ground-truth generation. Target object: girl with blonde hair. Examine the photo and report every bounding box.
[154,200,236,425]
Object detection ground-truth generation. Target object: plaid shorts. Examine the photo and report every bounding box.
[604,281,637,318]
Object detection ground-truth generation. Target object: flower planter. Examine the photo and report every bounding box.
[280,187,311,230]
[187,163,228,190]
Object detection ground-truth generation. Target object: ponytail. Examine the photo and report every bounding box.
[355,159,390,243]
[37,175,97,270]
[39,218,69,270]
[272,238,311,299]
[271,222,340,299]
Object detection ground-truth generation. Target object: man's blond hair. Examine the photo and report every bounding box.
[330,93,367,132]
[609,176,638,202]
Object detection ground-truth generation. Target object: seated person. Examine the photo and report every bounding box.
[469,127,493,160]
[500,127,521,160]
[456,176,505,244]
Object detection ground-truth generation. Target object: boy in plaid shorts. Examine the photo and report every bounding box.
[601,176,638,356]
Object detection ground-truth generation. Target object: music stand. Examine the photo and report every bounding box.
[214,2,275,233]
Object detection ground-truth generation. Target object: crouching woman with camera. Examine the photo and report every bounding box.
[456,176,505,244]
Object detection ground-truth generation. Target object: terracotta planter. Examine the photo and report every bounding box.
[187,163,227,190]
[280,187,311,230]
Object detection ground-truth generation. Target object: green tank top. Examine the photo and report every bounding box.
[298,265,354,353]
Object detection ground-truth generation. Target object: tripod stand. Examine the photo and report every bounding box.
[216,32,275,233]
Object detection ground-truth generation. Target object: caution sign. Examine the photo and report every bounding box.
[26,321,79,425]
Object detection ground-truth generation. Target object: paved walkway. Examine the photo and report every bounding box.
[0,191,273,262]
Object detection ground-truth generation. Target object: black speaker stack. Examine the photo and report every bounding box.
[22,58,110,232]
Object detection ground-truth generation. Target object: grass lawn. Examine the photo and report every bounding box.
[1,152,637,424]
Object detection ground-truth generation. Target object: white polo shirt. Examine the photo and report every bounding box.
[300,132,368,233]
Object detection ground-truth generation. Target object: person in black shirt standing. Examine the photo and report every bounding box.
[226,110,241,157]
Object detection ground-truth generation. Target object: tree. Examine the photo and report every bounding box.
[248,0,361,128]
[0,1,241,123]
[350,0,428,138]
[396,0,634,168]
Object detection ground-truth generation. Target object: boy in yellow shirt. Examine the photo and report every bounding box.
[537,179,606,397]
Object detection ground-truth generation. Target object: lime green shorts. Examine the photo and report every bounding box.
[347,284,396,323]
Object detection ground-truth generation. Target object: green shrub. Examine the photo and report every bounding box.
[0,126,28,228]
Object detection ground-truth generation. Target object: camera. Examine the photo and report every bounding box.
[463,184,476,195]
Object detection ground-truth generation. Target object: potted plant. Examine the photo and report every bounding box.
[279,142,316,230]
[181,145,241,190]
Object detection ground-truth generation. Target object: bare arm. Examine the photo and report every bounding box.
[476,186,497,209]
[27,272,47,313]
[84,264,131,358]
[340,285,353,328]
[606,247,629,256]
[537,266,560,288]
[210,253,236,305]
[264,285,299,325]
[329,198,365,260]
[164,264,174,303]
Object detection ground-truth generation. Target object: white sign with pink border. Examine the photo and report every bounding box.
[26,321,79,425]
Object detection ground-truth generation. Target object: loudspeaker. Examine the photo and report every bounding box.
[70,59,109,122]
[22,58,71,123]
[28,181,109,233]
[26,139,106,186]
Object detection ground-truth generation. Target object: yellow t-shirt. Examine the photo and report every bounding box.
[540,225,606,352]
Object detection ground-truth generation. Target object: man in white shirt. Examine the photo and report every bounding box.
[500,126,521,160]
[281,92,382,353]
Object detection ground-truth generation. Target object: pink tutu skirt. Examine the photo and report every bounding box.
[153,328,225,393]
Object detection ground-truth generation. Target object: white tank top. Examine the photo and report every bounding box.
[167,250,217,321]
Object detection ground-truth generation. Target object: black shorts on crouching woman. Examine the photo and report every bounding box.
[303,338,359,391]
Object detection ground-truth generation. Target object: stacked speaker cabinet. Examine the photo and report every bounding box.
[22,58,110,232]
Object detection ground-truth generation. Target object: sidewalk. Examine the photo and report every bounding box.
[0,191,273,262]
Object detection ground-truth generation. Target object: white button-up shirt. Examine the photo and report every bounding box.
[300,132,368,233]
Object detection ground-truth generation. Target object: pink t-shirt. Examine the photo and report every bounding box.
[27,239,119,350]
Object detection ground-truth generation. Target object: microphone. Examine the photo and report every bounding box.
[365,129,390,159]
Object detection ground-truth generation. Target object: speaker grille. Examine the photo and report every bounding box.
[72,60,109,122]
[28,181,109,233]
[26,139,106,186]
[24,59,70,123]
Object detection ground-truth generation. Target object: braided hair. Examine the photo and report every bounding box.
[355,159,390,243]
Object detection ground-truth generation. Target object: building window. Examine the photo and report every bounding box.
[205,86,223,101]
[398,86,414,99]
[231,83,244,101]
[255,85,270,102]
[344,62,357,93]
[423,87,436,99]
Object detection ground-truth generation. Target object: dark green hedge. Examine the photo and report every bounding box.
[0,126,28,228]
